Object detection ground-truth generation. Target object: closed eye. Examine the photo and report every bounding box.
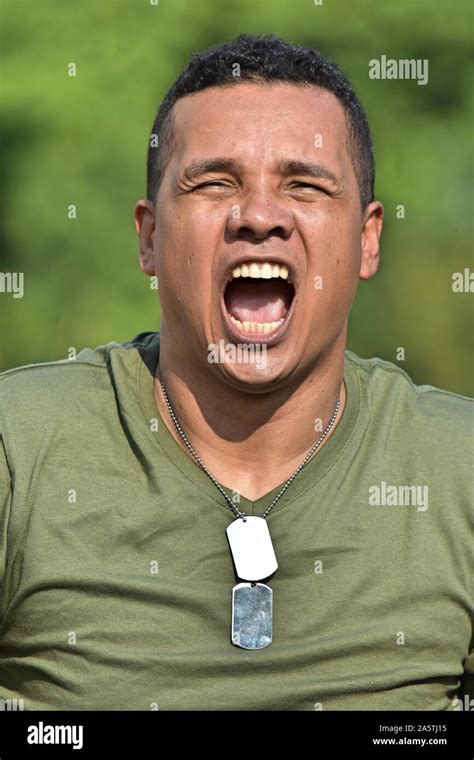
[291,182,327,191]
[192,180,330,194]
[193,180,229,189]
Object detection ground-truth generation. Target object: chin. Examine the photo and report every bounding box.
[210,352,297,393]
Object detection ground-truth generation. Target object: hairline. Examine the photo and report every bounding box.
[150,80,365,209]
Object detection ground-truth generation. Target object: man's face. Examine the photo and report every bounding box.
[136,82,383,390]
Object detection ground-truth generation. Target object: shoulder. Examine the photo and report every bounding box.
[0,342,111,416]
[345,350,473,431]
[345,351,473,523]
[0,332,157,439]
[345,350,473,487]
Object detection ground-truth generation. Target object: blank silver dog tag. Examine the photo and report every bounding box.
[226,516,278,581]
[231,582,273,649]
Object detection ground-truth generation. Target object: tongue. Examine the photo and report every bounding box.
[225,279,292,323]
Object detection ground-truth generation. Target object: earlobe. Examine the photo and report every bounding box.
[359,247,379,280]
[138,248,155,277]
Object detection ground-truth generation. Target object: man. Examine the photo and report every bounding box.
[0,34,472,711]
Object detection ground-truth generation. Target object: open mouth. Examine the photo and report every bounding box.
[223,261,295,339]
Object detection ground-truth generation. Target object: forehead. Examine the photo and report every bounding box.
[170,82,350,169]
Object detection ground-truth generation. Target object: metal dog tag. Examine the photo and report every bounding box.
[231,582,273,649]
[226,516,278,581]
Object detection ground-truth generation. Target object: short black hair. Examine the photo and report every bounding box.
[146,34,375,209]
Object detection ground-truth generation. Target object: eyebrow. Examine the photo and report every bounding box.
[181,157,340,186]
[278,159,340,186]
[182,158,243,182]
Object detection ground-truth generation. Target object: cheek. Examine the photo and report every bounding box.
[303,213,358,278]
[301,210,361,315]
[158,204,223,270]
[154,207,217,323]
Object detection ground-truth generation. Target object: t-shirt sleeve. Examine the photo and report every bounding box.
[0,434,13,597]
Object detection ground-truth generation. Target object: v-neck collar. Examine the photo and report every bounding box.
[114,332,362,518]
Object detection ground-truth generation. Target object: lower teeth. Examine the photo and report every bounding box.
[229,316,285,334]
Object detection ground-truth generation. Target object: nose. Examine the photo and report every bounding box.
[226,188,294,241]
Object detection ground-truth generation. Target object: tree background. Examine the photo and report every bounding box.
[1,0,472,394]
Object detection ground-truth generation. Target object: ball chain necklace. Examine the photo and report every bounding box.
[158,375,340,650]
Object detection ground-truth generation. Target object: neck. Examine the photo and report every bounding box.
[154,328,347,501]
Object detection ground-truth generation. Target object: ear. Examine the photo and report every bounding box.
[134,199,156,276]
[359,201,384,280]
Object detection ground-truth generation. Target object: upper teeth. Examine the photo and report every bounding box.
[230,261,291,283]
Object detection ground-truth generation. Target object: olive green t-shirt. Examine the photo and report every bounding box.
[0,332,472,711]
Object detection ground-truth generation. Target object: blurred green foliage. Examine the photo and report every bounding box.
[0,0,472,394]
